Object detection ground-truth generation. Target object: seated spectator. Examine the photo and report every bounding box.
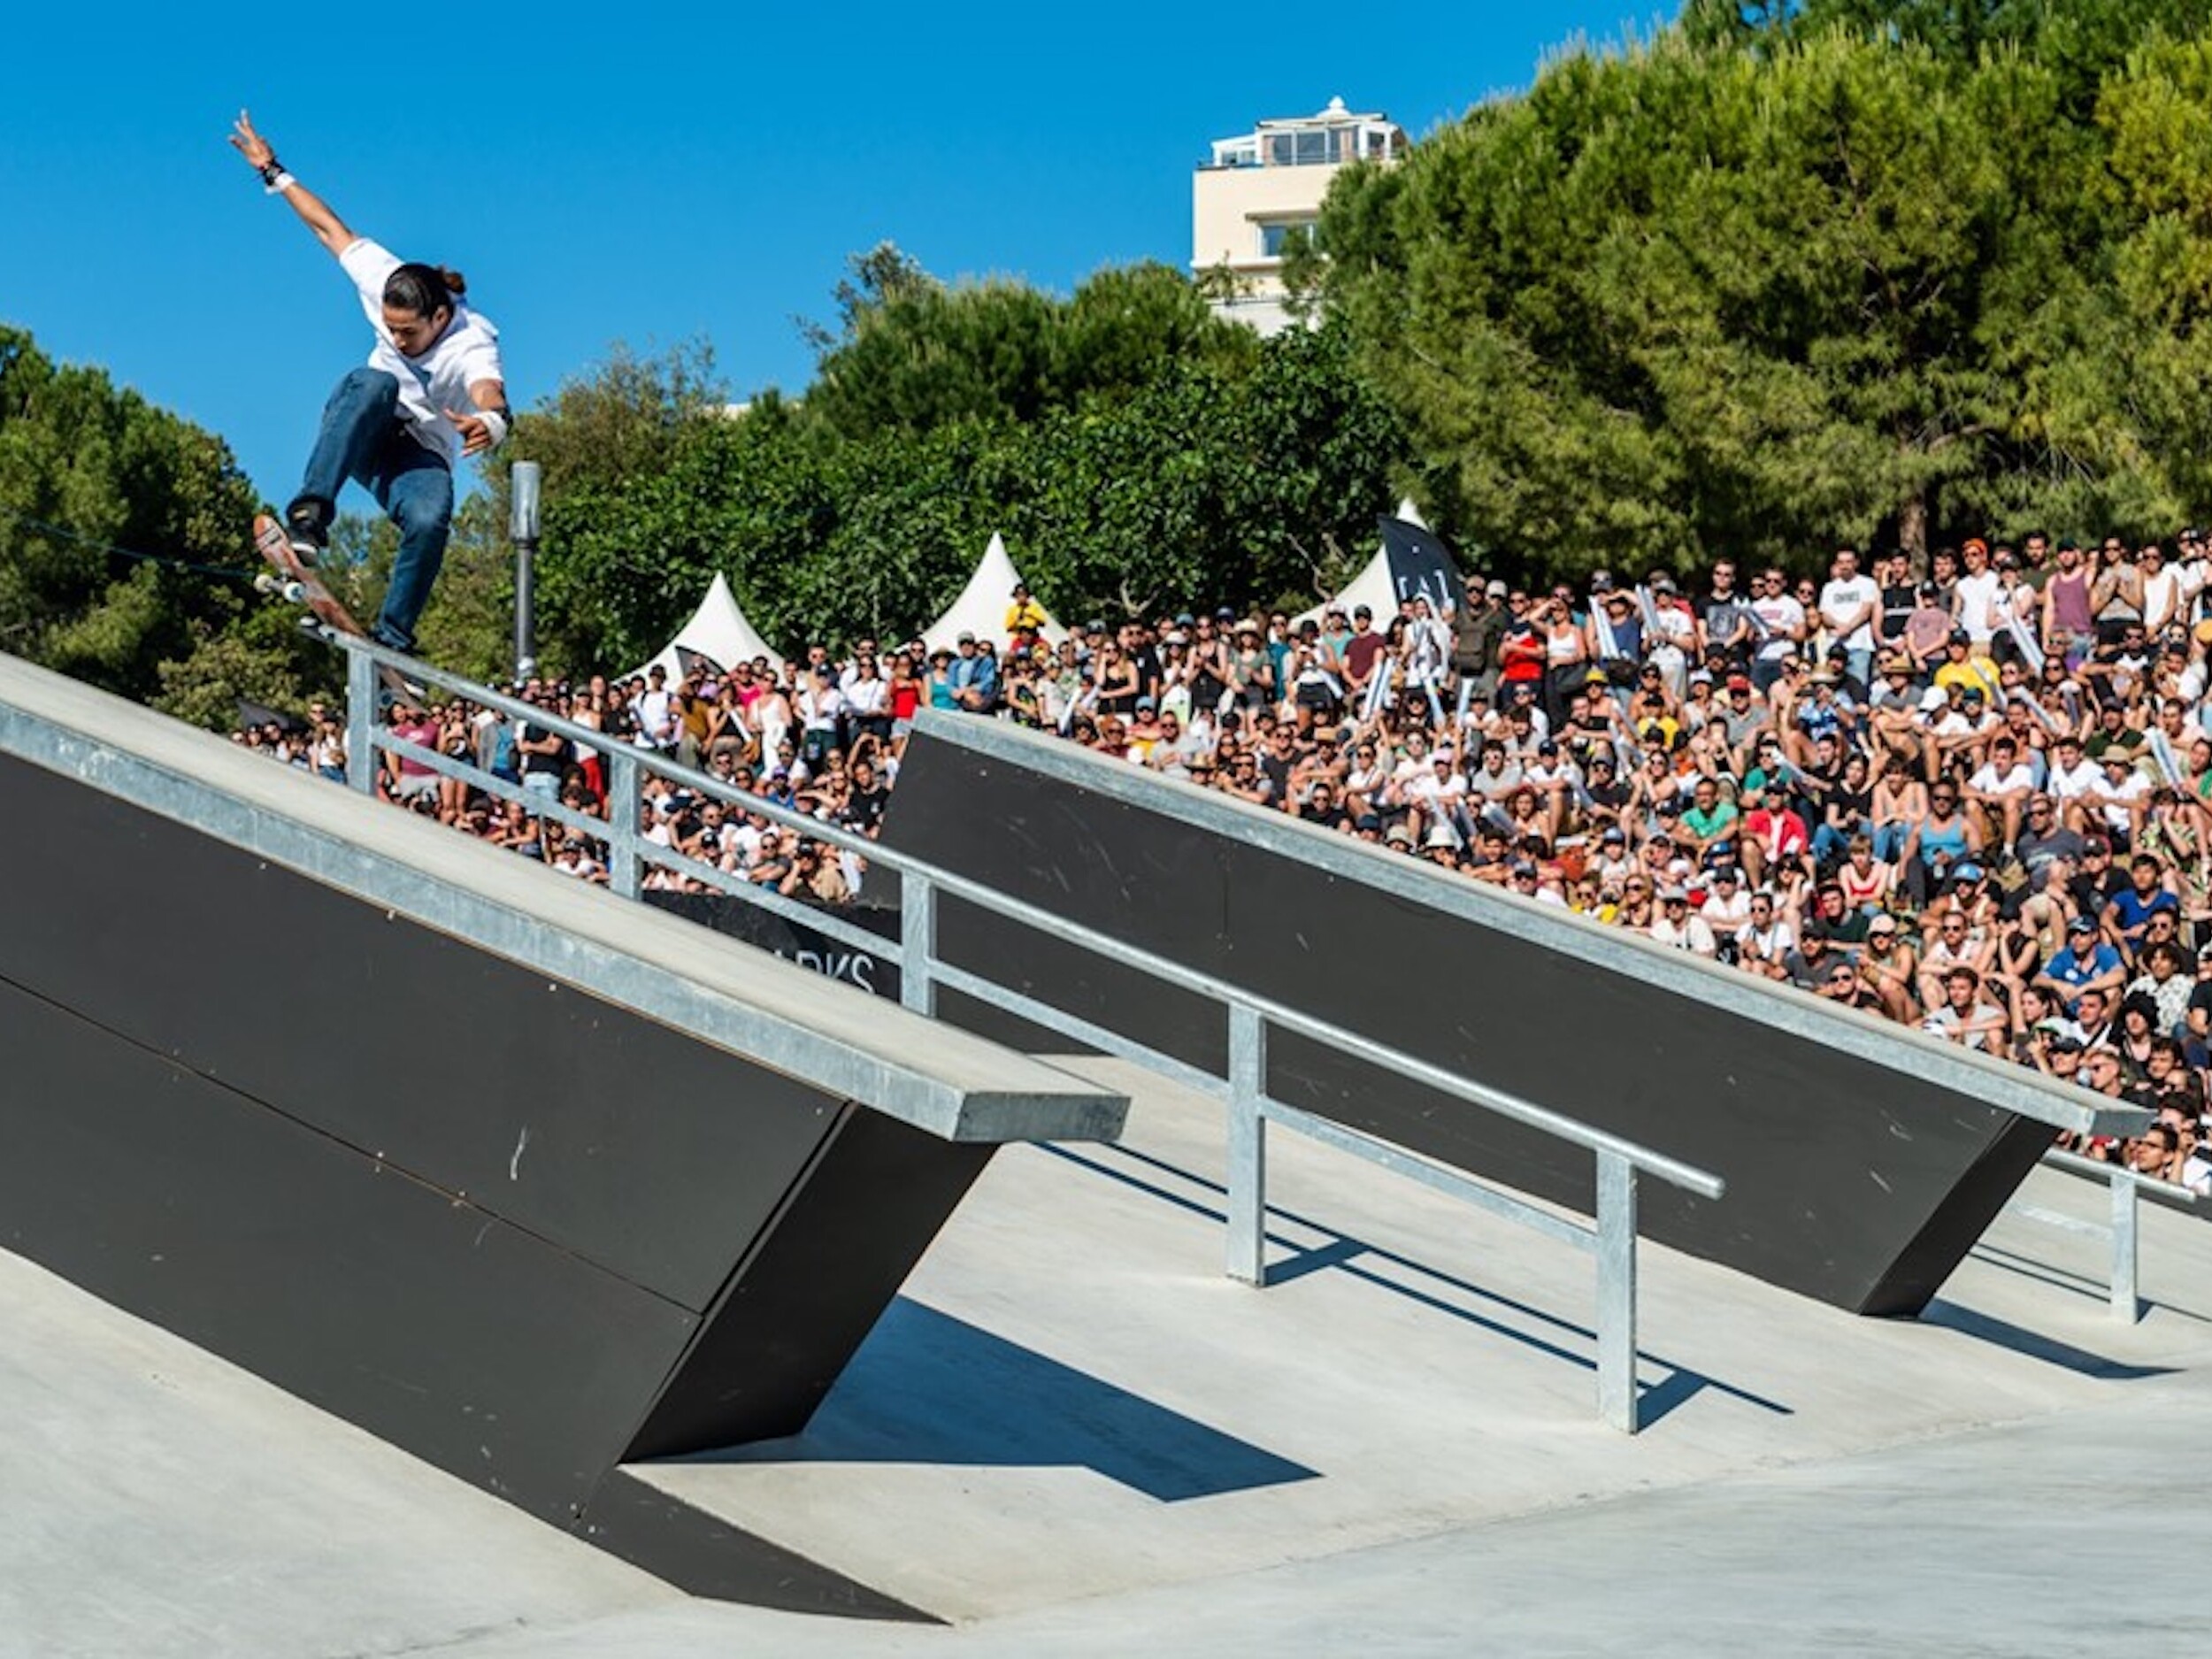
[1649,886,1717,956]
[2036,915,2127,1016]
[1923,964,2008,1053]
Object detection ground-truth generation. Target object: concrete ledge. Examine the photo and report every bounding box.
[910,707,2130,1140]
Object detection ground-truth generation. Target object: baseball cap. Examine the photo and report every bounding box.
[1486,579,1508,597]
[2069,916,2097,934]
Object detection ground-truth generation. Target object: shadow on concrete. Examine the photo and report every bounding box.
[1041,1143,1793,1428]
[680,1299,1317,1503]
[1970,1241,2212,1328]
[1918,1299,2181,1379]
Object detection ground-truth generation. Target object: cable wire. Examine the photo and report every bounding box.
[0,503,263,585]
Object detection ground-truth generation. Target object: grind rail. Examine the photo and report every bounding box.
[334,636,1720,1432]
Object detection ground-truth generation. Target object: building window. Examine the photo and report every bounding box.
[1265,127,1345,168]
[1258,220,1315,259]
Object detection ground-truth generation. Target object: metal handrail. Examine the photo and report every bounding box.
[334,633,1723,1431]
[2019,1147,2210,1324]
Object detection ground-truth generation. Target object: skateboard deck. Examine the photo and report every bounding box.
[252,514,420,703]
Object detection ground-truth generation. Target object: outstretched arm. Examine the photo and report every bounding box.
[230,111,356,257]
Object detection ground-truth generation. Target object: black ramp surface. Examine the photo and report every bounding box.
[0,976,695,1520]
[0,753,837,1310]
[0,742,1014,1615]
[880,725,2056,1317]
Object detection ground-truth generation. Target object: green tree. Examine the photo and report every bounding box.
[512,263,1401,668]
[0,326,267,717]
[1684,0,2212,116]
[1313,29,2140,573]
[801,245,1257,442]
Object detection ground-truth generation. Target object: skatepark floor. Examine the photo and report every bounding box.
[7,1055,2211,1657]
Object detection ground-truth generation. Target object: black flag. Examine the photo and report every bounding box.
[1378,517,1469,615]
[674,644,727,681]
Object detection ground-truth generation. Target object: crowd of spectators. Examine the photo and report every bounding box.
[234,531,2212,1192]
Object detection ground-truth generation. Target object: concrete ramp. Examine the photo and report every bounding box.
[0,657,1124,1614]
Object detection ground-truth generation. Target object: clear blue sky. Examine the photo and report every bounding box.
[3,4,1665,507]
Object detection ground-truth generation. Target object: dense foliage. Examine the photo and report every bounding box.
[504,254,1408,670]
[0,326,288,720]
[1313,2,2212,580]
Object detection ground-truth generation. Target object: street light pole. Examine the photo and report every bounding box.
[510,461,541,681]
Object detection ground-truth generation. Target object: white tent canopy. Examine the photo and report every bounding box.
[623,572,783,682]
[1295,499,1431,628]
[920,532,1064,654]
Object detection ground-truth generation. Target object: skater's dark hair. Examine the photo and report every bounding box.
[382,263,468,318]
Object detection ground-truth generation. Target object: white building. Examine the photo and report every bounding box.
[1192,96,1406,335]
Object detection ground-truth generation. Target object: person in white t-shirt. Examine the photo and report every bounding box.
[232,111,508,657]
[1747,568,1808,693]
[2044,734,2105,832]
[1963,735,2037,854]
[1817,547,1882,689]
[1700,866,1753,933]
[2140,542,2185,637]
[1951,540,2005,652]
[1650,887,1718,955]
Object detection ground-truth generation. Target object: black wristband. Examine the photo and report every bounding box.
[257,157,283,187]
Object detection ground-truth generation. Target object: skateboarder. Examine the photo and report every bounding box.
[230,111,509,657]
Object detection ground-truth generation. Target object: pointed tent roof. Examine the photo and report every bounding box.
[920,533,1064,654]
[1296,502,1463,627]
[623,572,784,682]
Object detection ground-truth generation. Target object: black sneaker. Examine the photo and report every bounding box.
[284,500,330,569]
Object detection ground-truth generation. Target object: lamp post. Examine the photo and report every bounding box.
[510,461,541,681]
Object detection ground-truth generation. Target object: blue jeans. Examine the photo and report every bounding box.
[293,367,453,654]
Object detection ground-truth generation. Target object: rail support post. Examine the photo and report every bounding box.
[901,875,937,1018]
[1225,1003,1268,1286]
[1595,1150,1640,1432]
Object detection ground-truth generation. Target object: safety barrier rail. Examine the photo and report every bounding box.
[338,636,1722,1432]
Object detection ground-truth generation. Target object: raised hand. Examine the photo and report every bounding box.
[229,110,275,172]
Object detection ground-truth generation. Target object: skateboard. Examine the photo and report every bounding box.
[251,514,421,703]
